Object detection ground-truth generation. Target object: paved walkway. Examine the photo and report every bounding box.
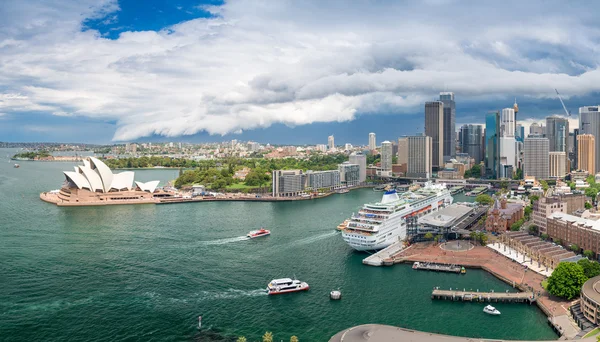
[487,242,554,277]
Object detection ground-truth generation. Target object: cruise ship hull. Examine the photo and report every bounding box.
[341,184,453,252]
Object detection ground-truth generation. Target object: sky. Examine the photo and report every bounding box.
[1,0,600,145]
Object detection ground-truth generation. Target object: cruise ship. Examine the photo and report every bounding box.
[341,182,453,251]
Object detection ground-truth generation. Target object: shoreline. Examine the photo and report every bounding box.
[387,243,578,339]
[39,185,376,207]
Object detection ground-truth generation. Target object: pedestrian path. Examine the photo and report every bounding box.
[487,242,553,277]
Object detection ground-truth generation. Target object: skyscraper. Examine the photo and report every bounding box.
[380,141,393,177]
[572,128,580,170]
[579,106,600,172]
[407,135,432,178]
[368,133,376,150]
[349,152,367,183]
[546,116,569,152]
[500,108,515,137]
[530,123,544,136]
[524,137,549,180]
[425,101,444,168]
[515,123,525,142]
[485,111,500,178]
[328,135,334,150]
[440,92,456,162]
[577,134,596,174]
[459,124,484,164]
[397,137,408,164]
[549,152,567,178]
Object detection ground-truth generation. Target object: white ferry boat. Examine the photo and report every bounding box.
[341,182,452,251]
[266,278,309,295]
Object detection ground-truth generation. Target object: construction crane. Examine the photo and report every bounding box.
[555,89,571,116]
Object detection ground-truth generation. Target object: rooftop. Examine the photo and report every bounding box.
[418,204,473,228]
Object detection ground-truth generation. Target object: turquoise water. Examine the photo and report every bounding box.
[0,149,556,341]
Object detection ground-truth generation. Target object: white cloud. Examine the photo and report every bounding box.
[1,0,600,140]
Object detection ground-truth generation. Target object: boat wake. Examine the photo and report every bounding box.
[200,236,250,245]
[196,288,267,301]
[285,231,338,248]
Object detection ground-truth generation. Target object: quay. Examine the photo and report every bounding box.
[362,240,406,266]
[432,288,536,303]
[413,262,464,274]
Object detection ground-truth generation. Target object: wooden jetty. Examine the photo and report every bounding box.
[432,288,536,303]
[412,262,465,274]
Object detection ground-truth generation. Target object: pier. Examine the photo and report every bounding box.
[432,288,536,303]
[362,241,406,266]
[413,262,464,273]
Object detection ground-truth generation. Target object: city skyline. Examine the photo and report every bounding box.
[1,0,600,144]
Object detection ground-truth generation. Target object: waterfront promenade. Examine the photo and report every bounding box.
[330,324,595,342]
[391,243,580,338]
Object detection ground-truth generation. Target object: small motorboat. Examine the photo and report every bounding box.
[330,290,342,300]
[247,228,270,238]
[483,305,501,315]
[412,262,420,269]
[13,164,20,168]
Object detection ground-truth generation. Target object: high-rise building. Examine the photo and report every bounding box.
[272,170,305,197]
[485,111,500,178]
[577,134,596,174]
[368,133,376,150]
[425,101,444,168]
[499,136,517,178]
[397,137,408,164]
[316,144,327,152]
[530,123,544,136]
[500,108,515,137]
[571,128,579,170]
[515,124,525,142]
[338,162,360,186]
[379,141,393,177]
[344,143,352,151]
[579,106,600,172]
[524,137,549,180]
[407,135,432,178]
[439,92,456,162]
[549,152,567,178]
[306,170,340,190]
[546,116,569,152]
[328,135,335,150]
[349,152,367,183]
[459,124,484,164]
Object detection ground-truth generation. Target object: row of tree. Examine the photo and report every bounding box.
[12,151,50,159]
[237,332,298,342]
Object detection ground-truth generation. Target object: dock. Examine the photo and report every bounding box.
[432,288,536,303]
[362,240,406,266]
[413,262,464,274]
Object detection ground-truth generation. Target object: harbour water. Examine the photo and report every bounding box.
[0,149,556,341]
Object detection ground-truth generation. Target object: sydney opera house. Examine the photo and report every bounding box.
[40,157,172,206]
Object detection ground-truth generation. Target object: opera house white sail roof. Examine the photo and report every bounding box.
[63,157,159,193]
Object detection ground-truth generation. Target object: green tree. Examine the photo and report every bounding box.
[524,206,533,220]
[578,258,600,279]
[263,331,273,342]
[571,244,580,252]
[546,262,587,300]
[290,336,299,342]
[541,233,549,240]
[585,187,598,199]
[475,194,494,205]
[237,337,247,342]
[540,180,549,191]
[585,202,593,209]
[554,238,562,245]
[529,195,539,205]
[584,250,595,259]
[435,234,443,243]
[424,232,434,240]
[528,225,539,235]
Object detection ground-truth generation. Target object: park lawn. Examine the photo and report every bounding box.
[226,182,255,190]
[583,327,600,338]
